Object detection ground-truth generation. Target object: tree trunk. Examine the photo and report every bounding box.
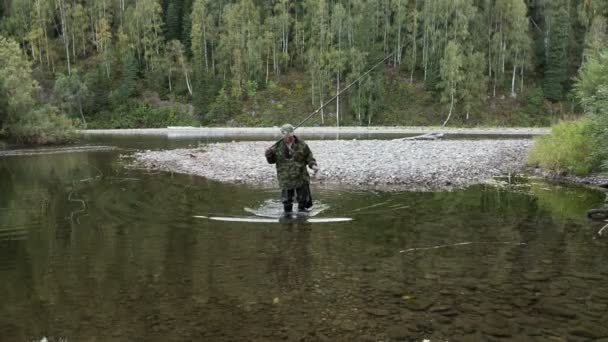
[168,70,172,92]
[203,25,209,73]
[442,90,454,127]
[211,43,215,74]
[266,47,269,84]
[357,89,361,125]
[319,91,324,124]
[511,64,517,98]
[410,6,417,83]
[59,0,71,75]
[336,72,340,129]
[520,64,524,94]
[185,71,193,96]
[78,97,87,128]
[72,32,76,59]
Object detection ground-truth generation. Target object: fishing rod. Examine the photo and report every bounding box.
[270,51,395,147]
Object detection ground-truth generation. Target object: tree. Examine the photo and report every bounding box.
[96,17,113,78]
[71,4,89,57]
[583,16,607,61]
[88,65,111,113]
[55,0,73,74]
[165,1,182,42]
[461,52,487,120]
[0,35,74,143]
[576,50,608,118]
[543,7,570,101]
[54,71,90,127]
[118,52,140,101]
[124,0,163,69]
[166,40,193,95]
[438,41,464,126]
[0,35,37,127]
[219,0,263,98]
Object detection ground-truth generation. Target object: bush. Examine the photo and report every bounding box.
[244,80,258,98]
[7,105,77,144]
[205,89,242,124]
[88,102,198,129]
[528,119,605,175]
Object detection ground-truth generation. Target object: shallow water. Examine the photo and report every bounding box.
[1,137,607,341]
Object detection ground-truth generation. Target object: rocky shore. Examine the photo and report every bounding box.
[130,139,534,191]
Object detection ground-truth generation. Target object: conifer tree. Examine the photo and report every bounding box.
[543,7,570,101]
[119,52,140,100]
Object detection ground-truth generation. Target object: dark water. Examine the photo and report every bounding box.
[1,138,607,342]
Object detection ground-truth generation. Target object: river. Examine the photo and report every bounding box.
[1,135,607,341]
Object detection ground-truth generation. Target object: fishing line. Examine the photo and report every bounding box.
[270,51,395,147]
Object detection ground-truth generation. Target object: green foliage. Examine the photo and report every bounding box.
[461,52,487,118]
[53,71,90,127]
[525,87,545,113]
[8,105,77,145]
[88,103,198,129]
[0,35,74,144]
[543,8,570,101]
[530,180,604,223]
[0,35,36,118]
[1,0,605,130]
[528,119,605,175]
[165,2,182,42]
[206,89,242,124]
[576,50,608,118]
[87,66,111,113]
[118,52,140,101]
[244,80,258,98]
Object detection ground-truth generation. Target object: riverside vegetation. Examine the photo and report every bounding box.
[0,0,606,175]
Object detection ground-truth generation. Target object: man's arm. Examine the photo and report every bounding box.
[304,145,318,173]
[265,147,277,164]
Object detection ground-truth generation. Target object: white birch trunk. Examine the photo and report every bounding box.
[442,90,455,127]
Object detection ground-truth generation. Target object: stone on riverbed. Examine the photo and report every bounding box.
[129,139,533,191]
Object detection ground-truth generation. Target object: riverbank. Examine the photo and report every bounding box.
[83,126,550,138]
[130,139,533,191]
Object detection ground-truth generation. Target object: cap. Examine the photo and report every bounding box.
[280,124,294,135]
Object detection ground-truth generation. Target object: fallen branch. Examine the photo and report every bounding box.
[598,222,608,236]
[400,241,526,253]
[398,132,445,141]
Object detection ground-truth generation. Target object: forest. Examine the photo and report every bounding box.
[0,0,607,144]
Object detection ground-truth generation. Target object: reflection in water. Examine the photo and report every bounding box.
[1,147,608,341]
[269,225,311,292]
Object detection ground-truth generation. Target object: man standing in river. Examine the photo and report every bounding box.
[265,124,319,215]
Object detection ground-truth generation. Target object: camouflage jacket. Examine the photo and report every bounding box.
[265,137,317,189]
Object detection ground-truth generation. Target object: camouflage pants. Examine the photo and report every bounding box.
[281,183,313,211]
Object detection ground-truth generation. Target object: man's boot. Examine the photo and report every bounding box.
[283,204,293,216]
[298,204,311,213]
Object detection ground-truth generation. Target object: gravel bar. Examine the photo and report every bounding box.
[130,139,533,191]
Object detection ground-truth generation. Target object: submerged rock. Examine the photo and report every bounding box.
[130,139,533,191]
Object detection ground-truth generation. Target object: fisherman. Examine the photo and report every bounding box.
[265,124,319,215]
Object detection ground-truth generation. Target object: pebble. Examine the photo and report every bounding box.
[130,139,533,191]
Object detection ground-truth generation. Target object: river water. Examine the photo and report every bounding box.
[1,136,607,341]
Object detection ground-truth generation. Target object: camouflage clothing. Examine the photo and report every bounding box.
[265,136,317,190]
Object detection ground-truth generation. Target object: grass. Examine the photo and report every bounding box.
[528,119,605,175]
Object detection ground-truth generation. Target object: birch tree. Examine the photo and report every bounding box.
[438,41,464,126]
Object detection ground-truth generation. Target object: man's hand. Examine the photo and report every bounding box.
[311,164,319,177]
[265,148,274,159]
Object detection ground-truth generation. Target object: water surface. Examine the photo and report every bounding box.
[1,137,607,341]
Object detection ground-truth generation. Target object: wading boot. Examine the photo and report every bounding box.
[298,205,311,214]
[283,204,293,217]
